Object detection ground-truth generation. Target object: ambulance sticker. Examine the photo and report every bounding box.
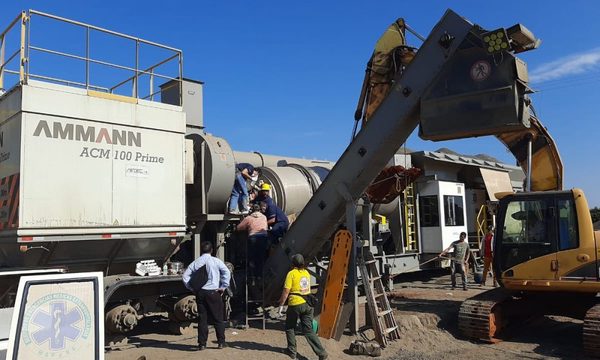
[21,293,92,358]
[470,60,491,82]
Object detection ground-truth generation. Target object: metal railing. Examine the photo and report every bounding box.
[0,10,182,104]
[476,204,489,249]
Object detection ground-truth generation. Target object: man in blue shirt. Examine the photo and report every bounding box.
[183,241,231,350]
[256,183,290,244]
[229,163,258,215]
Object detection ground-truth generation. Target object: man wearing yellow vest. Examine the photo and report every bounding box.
[278,254,327,360]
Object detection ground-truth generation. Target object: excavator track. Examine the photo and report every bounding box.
[583,303,600,355]
[458,288,510,343]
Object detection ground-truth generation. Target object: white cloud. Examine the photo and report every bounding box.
[529,47,600,83]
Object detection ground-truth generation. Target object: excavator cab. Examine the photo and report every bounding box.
[493,189,598,290]
[461,189,600,352]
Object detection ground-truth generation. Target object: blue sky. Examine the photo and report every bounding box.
[2,1,599,207]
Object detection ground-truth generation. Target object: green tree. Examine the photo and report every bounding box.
[591,207,600,223]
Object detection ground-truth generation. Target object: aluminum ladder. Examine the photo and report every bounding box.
[359,249,400,347]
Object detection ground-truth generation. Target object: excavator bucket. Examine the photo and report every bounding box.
[354,19,416,126]
[495,116,563,191]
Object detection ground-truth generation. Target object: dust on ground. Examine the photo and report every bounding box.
[106,270,593,360]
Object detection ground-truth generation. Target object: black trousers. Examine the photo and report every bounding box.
[248,233,268,278]
[195,289,226,346]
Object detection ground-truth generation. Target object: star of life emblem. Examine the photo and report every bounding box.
[21,293,93,357]
[31,301,83,350]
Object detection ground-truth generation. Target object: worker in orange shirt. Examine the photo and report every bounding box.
[481,225,498,287]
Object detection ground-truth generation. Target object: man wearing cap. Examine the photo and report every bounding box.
[278,254,328,360]
[229,163,258,215]
[256,183,290,243]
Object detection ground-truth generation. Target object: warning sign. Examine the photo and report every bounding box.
[470,60,491,82]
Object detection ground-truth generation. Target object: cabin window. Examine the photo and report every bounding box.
[557,199,578,250]
[419,196,439,227]
[444,195,464,226]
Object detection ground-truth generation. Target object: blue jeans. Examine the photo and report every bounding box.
[229,173,248,212]
[271,221,288,239]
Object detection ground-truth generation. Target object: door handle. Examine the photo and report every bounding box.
[577,254,590,262]
[550,260,559,271]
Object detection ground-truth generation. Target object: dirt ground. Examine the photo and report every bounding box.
[105,270,593,360]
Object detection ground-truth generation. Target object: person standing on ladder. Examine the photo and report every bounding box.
[236,203,269,282]
[440,232,471,291]
[229,163,258,215]
[480,225,498,287]
[277,254,328,360]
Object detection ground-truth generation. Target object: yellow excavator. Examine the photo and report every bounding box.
[355,16,598,354]
[459,188,600,353]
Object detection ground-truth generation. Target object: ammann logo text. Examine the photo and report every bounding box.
[33,120,141,147]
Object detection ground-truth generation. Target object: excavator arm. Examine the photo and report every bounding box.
[263,10,547,302]
[496,115,563,191]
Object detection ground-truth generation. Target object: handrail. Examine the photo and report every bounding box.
[0,12,23,40]
[476,204,488,249]
[29,46,178,83]
[28,9,182,53]
[4,70,110,92]
[1,10,183,104]
[109,52,181,92]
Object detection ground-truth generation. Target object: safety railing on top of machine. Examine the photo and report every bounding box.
[0,10,183,104]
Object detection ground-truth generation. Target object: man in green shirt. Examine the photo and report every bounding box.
[440,232,471,290]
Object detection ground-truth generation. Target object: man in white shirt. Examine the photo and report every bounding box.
[183,241,231,350]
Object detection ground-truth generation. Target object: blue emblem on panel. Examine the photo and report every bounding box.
[22,293,93,357]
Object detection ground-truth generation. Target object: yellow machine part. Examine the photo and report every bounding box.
[496,116,563,191]
[354,19,414,125]
[501,189,599,292]
[318,230,352,339]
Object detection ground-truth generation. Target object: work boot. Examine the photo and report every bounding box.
[319,354,328,360]
[284,349,297,359]
[217,342,228,349]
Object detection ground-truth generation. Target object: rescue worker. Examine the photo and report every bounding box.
[255,183,289,244]
[182,241,231,350]
[229,163,258,215]
[236,203,268,280]
[480,225,498,287]
[440,232,471,291]
[277,254,328,360]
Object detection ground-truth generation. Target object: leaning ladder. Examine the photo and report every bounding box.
[359,249,400,347]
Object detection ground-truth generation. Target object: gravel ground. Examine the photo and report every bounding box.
[106,271,594,360]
